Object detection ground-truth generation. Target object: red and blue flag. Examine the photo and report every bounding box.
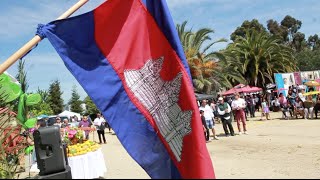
[37,0,215,178]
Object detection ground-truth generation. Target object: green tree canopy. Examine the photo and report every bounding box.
[29,88,53,116]
[69,85,83,114]
[267,15,306,52]
[225,30,297,88]
[281,15,302,41]
[296,48,320,71]
[83,96,99,115]
[48,80,64,114]
[307,34,320,50]
[230,19,267,41]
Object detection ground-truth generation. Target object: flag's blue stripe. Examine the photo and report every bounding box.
[43,11,181,179]
[141,0,192,81]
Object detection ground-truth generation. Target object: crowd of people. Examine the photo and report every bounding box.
[198,84,320,142]
[270,85,320,120]
[199,93,248,142]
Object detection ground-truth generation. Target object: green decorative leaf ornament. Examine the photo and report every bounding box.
[24,118,37,129]
[17,94,27,124]
[26,94,41,106]
[25,146,34,155]
[0,74,22,103]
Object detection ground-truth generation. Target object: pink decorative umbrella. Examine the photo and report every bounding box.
[242,86,262,93]
[234,84,246,89]
[274,88,287,92]
[222,85,262,96]
[222,88,242,96]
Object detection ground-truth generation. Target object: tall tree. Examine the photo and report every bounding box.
[296,48,320,71]
[292,32,306,52]
[176,21,228,93]
[15,59,28,93]
[307,34,320,50]
[29,88,53,116]
[48,80,64,114]
[267,19,288,42]
[267,15,306,52]
[230,19,267,41]
[83,96,99,115]
[69,85,83,114]
[37,88,49,102]
[281,15,302,42]
[225,30,297,88]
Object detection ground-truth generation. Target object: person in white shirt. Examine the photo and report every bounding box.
[94,113,106,144]
[298,89,306,102]
[217,97,235,136]
[231,93,248,135]
[199,100,218,140]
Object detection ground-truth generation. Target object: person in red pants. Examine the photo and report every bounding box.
[231,93,248,135]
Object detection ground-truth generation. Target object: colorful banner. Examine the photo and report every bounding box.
[301,71,314,82]
[275,73,284,93]
[316,79,320,91]
[282,73,295,96]
[313,71,320,80]
[275,71,320,96]
[294,72,302,85]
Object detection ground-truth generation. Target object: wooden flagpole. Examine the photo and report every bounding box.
[0,0,89,74]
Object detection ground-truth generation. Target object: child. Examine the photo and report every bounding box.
[261,98,271,120]
[200,110,210,142]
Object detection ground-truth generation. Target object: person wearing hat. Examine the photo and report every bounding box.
[217,97,235,137]
[231,93,248,135]
[37,118,47,129]
[54,117,62,128]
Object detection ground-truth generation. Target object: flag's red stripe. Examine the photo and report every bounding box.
[94,0,215,178]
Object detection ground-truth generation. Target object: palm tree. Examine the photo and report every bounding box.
[224,30,297,88]
[176,21,228,93]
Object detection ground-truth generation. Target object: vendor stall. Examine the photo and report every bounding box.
[68,148,106,179]
[64,127,107,179]
[30,127,107,179]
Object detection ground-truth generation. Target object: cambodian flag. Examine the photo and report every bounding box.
[37,0,215,178]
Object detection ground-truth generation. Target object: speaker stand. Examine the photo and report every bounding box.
[35,166,72,179]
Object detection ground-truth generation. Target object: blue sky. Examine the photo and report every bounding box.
[0,0,320,102]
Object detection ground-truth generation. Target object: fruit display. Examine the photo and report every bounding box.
[62,127,84,145]
[67,140,101,157]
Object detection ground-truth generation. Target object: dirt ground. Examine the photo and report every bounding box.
[102,111,320,179]
[20,111,320,179]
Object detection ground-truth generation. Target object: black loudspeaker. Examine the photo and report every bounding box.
[33,126,67,176]
[36,166,72,179]
[62,143,69,166]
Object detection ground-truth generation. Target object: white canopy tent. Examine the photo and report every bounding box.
[58,110,81,119]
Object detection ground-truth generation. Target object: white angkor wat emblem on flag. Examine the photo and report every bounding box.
[124,57,192,162]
